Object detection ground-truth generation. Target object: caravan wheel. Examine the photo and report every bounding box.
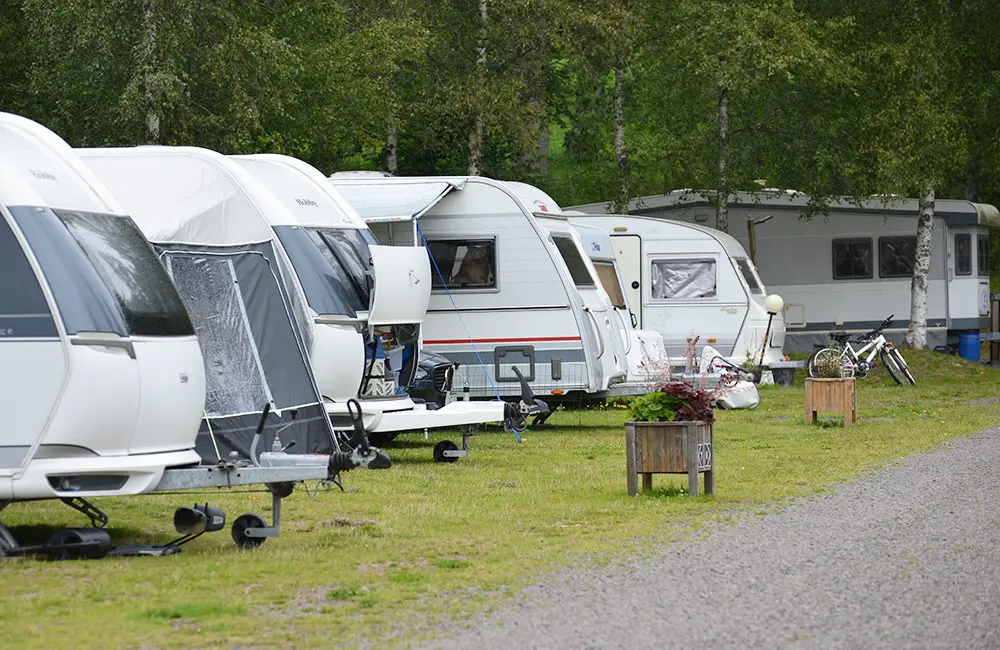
[433,440,459,463]
[231,514,267,549]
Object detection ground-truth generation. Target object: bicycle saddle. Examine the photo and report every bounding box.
[829,330,850,344]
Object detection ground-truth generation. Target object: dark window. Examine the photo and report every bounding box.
[651,259,717,299]
[978,234,990,277]
[878,236,917,278]
[274,226,370,315]
[11,206,192,336]
[832,238,873,280]
[551,235,595,287]
[55,210,194,336]
[955,234,972,275]
[0,214,56,337]
[736,259,763,294]
[426,238,496,290]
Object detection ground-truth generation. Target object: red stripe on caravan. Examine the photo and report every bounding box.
[423,336,582,344]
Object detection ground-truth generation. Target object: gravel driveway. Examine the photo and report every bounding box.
[421,427,1000,649]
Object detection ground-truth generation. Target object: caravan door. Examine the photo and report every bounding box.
[368,245,432,325]
[613,235,642,327]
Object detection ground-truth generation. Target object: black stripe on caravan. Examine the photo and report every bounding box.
[789,317,988,332]
[436,349,587,365]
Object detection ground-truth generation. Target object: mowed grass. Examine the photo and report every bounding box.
[1,350,998,649]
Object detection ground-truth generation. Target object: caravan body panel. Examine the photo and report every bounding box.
[571,191,997,351]
[0,113,203,501]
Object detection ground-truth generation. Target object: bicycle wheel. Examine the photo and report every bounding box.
[879,347,904,385]
[890,348,916,385]
[808,348,842,378]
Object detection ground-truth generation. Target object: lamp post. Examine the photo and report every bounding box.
[758,293,784,367]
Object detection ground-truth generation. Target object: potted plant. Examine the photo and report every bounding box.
[804,353,856,425]
[624,381,717,496]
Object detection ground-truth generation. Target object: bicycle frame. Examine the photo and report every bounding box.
[843,334,887,368]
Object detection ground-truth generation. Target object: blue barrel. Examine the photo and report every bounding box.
[958,333,980,362]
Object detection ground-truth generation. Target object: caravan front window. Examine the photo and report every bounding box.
[0,215,56,338]
[651,259,717,299]
[955,234,972,275]
[274,226,372,315]
[12,207,193,337]
[426,238,496,290]
[593,262,627,308]
[735,259,763,294]
[979,234,990,276]
[551,235,596,288]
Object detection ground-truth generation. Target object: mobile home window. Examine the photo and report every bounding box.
[955,234,972,275]
[0,216,55,337]
[878,236,916,278]
[551,235,596,288]
[832,238,873,280]
[593,262,627,309]
[735,259,763,294]
[651,259,717,299]
[426,238,496,290]
[978,234,990,276]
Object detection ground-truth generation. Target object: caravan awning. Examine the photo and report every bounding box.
[331,180,464,223]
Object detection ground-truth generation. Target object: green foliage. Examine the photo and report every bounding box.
[628,391,680,422]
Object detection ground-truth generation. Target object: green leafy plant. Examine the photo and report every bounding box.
[629,381,718,423]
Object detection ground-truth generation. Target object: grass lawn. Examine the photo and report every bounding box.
[2,350,998,649]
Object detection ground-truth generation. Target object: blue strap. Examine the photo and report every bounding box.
[416,221,522,443]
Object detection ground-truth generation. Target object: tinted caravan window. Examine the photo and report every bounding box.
[955,234,972,275]
[832,238,873,280]
[274,226,367,315]
[426,238,497,290]
[736,259,763,294]
[0,215,56,338]
[878,236,916,278]
[594,262,627,309]
[551,235,596,287]
[979,234,990,276]
[11,206,192,336]
[55,210,194,336]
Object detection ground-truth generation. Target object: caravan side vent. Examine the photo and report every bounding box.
[551,358,562,380]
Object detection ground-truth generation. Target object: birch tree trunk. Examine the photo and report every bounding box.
[141,0,160,143]
[715,86,730,233]
[467,0,488,176]
[612,64,630,213]
[905,183,935,349]
[386,111,398,175]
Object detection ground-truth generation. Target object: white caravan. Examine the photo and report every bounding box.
[571,222,671,385]
[0,113,205,504]
[565,213,787,368]
[227,154,507,445]
[329,176,627,401]
[573,190,997,352]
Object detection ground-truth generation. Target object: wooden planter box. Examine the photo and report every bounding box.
[804,378,856,425]
[624,421,714,496]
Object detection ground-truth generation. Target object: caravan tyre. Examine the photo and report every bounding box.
[366,432,398,447]
[231,514,267,549]
[433,440,459,463]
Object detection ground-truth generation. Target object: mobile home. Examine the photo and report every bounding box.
[329,176,627,400]
[565,213,787,367]
[572,191,998,352]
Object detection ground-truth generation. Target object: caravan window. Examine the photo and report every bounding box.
[955,234,972,275]
[979,234,990,276]
[735,259,763,294]
[832,238,873,280]
[651,259,717,299]
[426,238,496,290]
[274,226,371,315]
[551,235,596,287]
[593,262,627,309]
[12,207,193,337]
[0,215,56,338]
[878,236,916,278]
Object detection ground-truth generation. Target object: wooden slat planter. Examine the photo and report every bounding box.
[804,377,856,425]
[624,421,714,496]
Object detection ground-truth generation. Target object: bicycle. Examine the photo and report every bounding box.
[806,315,916,385]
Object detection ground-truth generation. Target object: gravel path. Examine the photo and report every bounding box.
[421,427,1000,649]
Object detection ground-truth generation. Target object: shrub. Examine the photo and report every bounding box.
[629,380,717,423]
